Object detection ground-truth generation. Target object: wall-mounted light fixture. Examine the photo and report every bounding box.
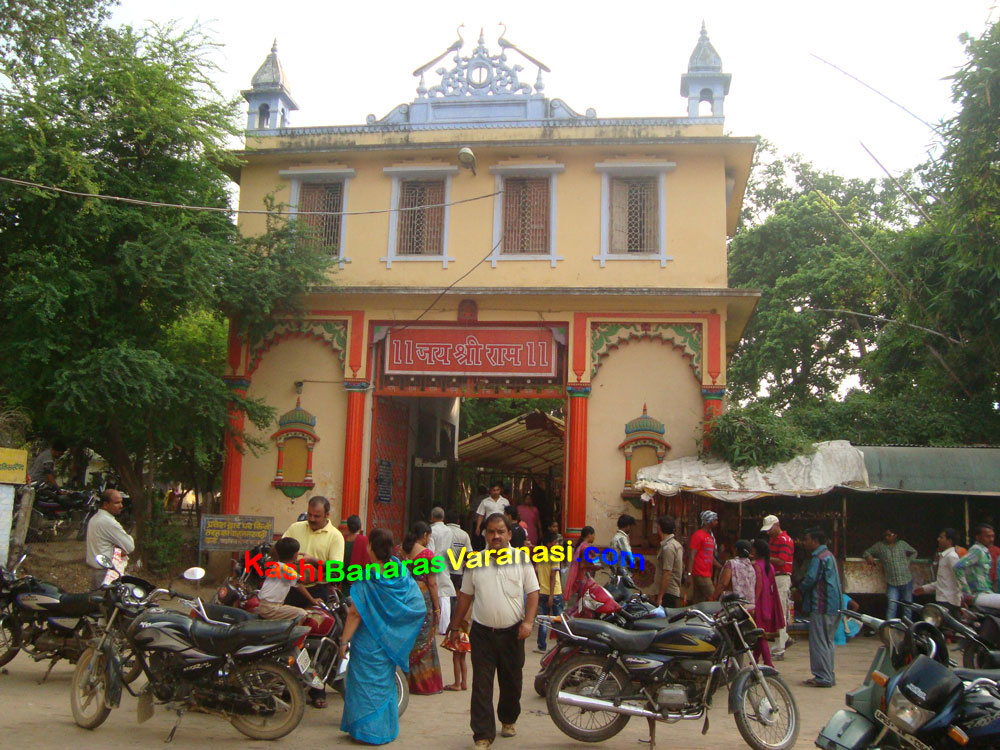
[458,147,477,176]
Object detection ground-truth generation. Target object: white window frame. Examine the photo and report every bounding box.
[382,165,458,269]
[489,163,564,268]
[280,168,356,268]
[594,161,676,268]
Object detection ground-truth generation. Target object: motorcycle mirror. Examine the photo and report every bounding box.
[182,567,206,581]
[95,554,115,570]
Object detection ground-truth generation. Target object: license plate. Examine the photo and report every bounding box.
[873,710,933,750]
[295,648,311,673]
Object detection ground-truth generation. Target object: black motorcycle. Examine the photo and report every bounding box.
[0,549,104,677]
[542,592,798,750]
[14,482,95,541]
[71,562,310,741]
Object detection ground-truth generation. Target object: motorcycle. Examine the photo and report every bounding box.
[917,601,995,669]
[955,593,1000,668]
[533,573,720,697]
[15,482,95,541]
[816,611,954,750]
[211,548,410,716]
[0,549,102,677]
[542,592,799,750]
[71,561,310,741]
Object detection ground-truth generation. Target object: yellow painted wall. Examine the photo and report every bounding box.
[236,146,734,290]
[242,337,347,533]
[586,338,704,544]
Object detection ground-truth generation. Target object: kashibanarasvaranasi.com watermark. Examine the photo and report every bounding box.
[244,543,645,584]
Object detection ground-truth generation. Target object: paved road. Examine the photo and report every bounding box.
[1,634,885,749]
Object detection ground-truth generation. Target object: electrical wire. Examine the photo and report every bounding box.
[0,174,499,217]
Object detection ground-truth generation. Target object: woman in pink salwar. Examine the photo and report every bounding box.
[751,539,786,667]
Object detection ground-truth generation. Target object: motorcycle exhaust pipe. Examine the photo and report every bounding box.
[556,691,662,719]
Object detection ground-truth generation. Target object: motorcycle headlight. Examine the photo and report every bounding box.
[920,606,942,628]
[887,688,935,732]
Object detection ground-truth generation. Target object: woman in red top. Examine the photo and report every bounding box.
[751,539,785,667]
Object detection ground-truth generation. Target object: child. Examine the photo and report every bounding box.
[443,609,471,691]
[256,537,320,621]
[534,526,565,653]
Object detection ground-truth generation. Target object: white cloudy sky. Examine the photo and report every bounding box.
[112,0,996,178]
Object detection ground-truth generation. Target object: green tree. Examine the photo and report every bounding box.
[0,22,331,560]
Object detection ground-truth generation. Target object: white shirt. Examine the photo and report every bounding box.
[446,523,472,573]
[460,545,540,629]
[429,521,456,597]
[476,495,509,519]
[925,546,961,607]
[85,509,135,570]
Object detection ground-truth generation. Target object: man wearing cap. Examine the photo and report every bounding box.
[687,511,719,604]
[763,514,795,659]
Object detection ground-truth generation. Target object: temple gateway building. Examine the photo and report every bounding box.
[222,27,759,546]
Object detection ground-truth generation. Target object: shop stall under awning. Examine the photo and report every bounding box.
[458,410,565,474]
[635,439,870,502]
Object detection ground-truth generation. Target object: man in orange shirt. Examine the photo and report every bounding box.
[687,511,719,603]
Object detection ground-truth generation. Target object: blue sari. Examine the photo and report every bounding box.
[340,558,425,745]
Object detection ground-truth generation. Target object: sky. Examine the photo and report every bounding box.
[111,1,996,179]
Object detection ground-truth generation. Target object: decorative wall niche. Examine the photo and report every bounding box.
[271,398,320,498]
[618,404,670,500]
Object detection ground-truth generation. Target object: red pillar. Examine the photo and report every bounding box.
[341,382,367,525]
[701,387,726,451]
[221,377,249,515]
[566,386,590,536]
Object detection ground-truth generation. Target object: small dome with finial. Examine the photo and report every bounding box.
[278,398,317,431]
[625,404,665,436]
[688,22,723,72]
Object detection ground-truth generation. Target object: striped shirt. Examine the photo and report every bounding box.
[769,531,794,575]
[955,543,994,595]
[863,540,916,587]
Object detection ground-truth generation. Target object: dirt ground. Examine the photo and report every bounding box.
[0,629,904,750]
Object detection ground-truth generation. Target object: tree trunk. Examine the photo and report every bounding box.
[8,485,35,568]
[107,416,148,567]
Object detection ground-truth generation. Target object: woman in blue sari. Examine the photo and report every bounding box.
[339,528,426,745]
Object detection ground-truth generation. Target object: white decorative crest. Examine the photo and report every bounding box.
[416,28,546,100]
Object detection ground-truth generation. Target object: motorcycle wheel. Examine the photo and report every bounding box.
[963,641,990,668]
[545,655,631,742]
[732,671,799,750]
[0,614,21,666]
[534,671,548,697]
[229,660,305,740]
[395,667,409,717]
[70,647,112,729]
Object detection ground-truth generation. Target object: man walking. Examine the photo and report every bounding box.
[429,506,455,635]
[954,523,995,599]
[85,489,135,588]
[654,515,684,608]
[687,510,719,604]
[797,527,842,688]
[446,509,473,597]
[864,528,917,620]
[762,514,794,659]
[474,483,509,537]
[449,513,539,750]
[914,528,962,608]
[281,495,344,606]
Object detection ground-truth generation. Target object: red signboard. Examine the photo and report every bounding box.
[385,327,556,377]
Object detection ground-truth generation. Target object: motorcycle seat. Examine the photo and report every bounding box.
[201,602,256,624]
[57,592,102,617]
[630,603,720,630]
[953,667,1000,683]
[568,618,658,652]
[189,618,297,655]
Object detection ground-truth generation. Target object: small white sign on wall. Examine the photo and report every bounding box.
[0,484,14,565]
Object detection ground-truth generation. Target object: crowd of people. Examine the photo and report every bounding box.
[81,479,1000,747]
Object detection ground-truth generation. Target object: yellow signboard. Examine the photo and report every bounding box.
[0,447,28,485]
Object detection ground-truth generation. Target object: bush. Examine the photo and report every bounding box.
[142,501,188,574]
[707,403,815,469]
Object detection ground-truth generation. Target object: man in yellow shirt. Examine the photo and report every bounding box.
[281,495,344,606]
[534,526,564,654]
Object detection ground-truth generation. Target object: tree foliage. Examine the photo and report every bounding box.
[0,18,332,560]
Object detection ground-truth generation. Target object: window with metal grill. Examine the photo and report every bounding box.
[397,179,445,256]
[501,177,549,254]
[298,182,343,253]
[609,177,658,253]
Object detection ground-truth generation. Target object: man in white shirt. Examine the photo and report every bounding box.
[429,506,455,634]
[449,512,539,749]
[446,508,473,594]
[85,489,135,588]
[474,483,509,537]
[914,527,962,608]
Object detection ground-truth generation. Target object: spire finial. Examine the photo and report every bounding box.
[700,21,708,39]
[271,38,278,54]
[642,403,648,415]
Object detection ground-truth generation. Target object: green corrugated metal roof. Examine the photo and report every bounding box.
[859,446,1000,494]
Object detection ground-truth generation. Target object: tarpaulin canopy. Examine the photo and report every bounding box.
[457,410,564,474]
[634,440,869,503]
